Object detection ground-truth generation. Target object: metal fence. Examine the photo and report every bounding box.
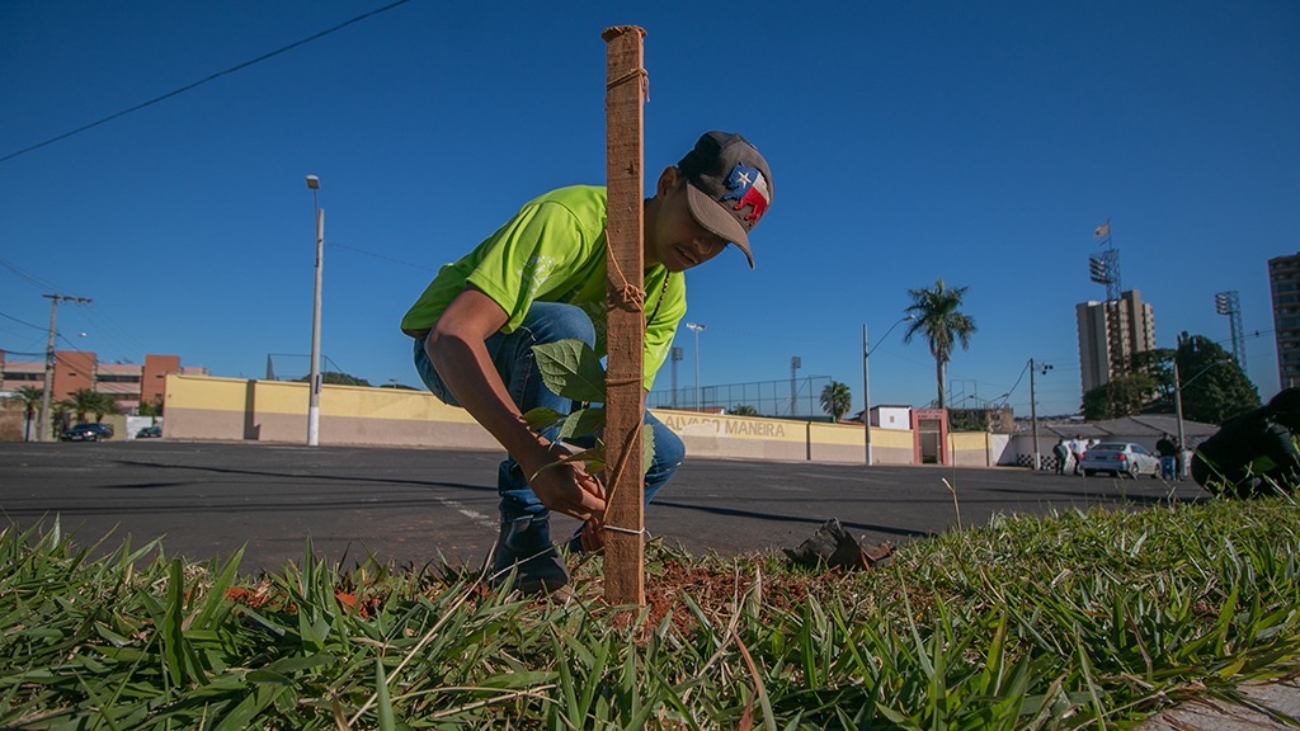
[647,375,834,418]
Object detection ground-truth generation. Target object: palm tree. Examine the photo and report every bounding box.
[67,389,119,423]
[820,381,852,421]
[903,278,978,409]
[15,386,42,441]
[67,389,98,423]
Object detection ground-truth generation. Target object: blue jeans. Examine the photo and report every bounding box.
[413,301,685,522]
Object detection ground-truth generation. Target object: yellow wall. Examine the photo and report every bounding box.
[164,374,950,467]
[949,431,992,467]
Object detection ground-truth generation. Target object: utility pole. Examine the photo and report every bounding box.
[38,294,92,441]
[1028,358,1052,471]
[1173,360,1185,457]
[1174,358,1231,460]
[1029,358,1040,471]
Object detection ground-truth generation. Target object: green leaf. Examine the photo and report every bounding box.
[263,653,337,676]
[246,669,293,686]
[532,339,606,402]
[376,659,397,731]
[523,407,566,431]
[212,683,286,731]
[557,407,606,440]
[192,546,245,631]
[642,427,656,475]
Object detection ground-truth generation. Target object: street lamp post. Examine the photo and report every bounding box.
[306,174,324,447]
[670,347,683,408]
[790,356,801,416]
[863,315,913,465]
[1174,358,1232,458]
[685,322,705,410]
[1173,361,1185,459]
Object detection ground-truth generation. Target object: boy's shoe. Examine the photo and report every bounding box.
[491,516,570,595]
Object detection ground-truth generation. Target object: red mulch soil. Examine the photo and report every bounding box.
[222,552,891,640]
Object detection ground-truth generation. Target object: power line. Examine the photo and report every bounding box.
[327,241,436,272]
[1,0,418,164]
[0,257,68,293]
[76,306,152,358]
[0,311,45,331]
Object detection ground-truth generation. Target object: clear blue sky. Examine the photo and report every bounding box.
[2,1,1297,418]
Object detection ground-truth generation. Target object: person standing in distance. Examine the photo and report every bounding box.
[1069,435,1085,476]
[401,132,774,594]
[1052,438,1070,475]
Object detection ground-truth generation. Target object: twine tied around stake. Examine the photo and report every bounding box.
[605,67,649,102]
[598,213,670,543]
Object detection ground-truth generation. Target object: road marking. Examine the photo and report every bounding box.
[794,471,901,485]
[435,497,496,529]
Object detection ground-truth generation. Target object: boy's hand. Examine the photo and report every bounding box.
[526,459,607,522]
[578,517,606,553]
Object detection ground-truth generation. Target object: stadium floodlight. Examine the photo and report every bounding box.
[1088,255,1110,285]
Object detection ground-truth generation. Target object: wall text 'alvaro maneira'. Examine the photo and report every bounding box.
[659,414,788,438]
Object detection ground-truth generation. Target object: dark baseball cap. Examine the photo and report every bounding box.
[676,131,773,268]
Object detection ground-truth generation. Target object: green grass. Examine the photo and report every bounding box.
[4,497,1300,729]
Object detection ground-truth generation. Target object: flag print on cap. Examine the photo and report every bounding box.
[722,162,771,228]
[676,131,774,268]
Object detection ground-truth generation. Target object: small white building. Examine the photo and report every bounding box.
[871,405,912,431]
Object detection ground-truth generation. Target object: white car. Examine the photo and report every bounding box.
[1079,442,1161,478]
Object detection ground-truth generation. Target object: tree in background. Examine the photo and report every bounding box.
[903,278,977,409]
[14,386,42,441]
[1081,347,1169,420]
[62,389,120,423]
[1082,373,1159,421]
[1080,334,1259,423]
[820,381,852,421]
[730,404,759,416]
[1174,333,1259,424]
[296,372,372,387]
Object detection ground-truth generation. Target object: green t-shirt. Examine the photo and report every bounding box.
[400,185,685,391]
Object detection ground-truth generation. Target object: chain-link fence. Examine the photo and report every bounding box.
[647,375,835,419]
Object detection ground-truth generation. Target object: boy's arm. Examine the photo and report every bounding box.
[1263,423,1300,478]
[426,286,606,522]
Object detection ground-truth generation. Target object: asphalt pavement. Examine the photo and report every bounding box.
[0,440,1207,571]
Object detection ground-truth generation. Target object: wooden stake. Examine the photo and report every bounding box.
[602,25,647,606]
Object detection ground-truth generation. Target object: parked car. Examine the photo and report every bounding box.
[136,425,162,439]
[61,423,114,442]
[1079,442,1160,478]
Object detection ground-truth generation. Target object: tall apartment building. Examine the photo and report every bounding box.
[0,351,206,413]
[1076,289,1157,394]
[1269,252,1300,389]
